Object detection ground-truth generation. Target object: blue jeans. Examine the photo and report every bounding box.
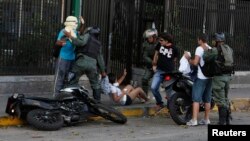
[192,78,212,103]
[54,58,74,96]
[151,69,173,105]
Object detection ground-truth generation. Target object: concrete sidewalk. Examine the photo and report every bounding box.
[0,87,249,126]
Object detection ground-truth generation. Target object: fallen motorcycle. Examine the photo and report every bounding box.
[162,72,215,125]
[5,86,127,131]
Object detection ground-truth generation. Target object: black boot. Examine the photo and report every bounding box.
[218,106,227,125]
[226,108,232,125]
[93,89,101,102]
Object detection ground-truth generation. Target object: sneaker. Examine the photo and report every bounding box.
[186,119,198,126]
[198,119,211,125]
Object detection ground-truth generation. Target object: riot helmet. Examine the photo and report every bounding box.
[143,28,158,39]
[214,32,225,42]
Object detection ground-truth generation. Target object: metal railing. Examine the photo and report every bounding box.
[0,0,63,75]
[165,0,250,70]
[0,0,249,76]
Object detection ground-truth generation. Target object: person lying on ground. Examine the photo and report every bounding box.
[108,69,149,106]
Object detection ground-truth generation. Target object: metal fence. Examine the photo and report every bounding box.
[0,0,250,76]
[0,0,64,75]
[82,0,165,82]
[165,0,250,70]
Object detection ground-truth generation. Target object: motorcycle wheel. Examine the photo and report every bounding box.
[93,104,127,124]
[169,92,192,125]
[26,109,64,131]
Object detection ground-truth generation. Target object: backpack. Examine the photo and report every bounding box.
[199,47,221,77]
[218,44,234,74]
[200,44,234,77]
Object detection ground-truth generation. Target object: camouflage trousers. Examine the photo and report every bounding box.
[141,68,154,95]
[212,75,232,108]
[69,55,101,101]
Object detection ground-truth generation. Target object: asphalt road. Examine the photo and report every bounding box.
[0,111,249,141]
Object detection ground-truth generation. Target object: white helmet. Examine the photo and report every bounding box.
[143,28,158,39]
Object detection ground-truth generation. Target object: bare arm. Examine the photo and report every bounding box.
[64,30,90,47]
[117,69,127,85]
[152,51,158,66]
[189,55,200,66]
[78,24,85,35]
[152,51,158,71]
[78,16,85,35]
[184,51,200,66]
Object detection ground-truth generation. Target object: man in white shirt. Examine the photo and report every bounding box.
[184,34,212,126]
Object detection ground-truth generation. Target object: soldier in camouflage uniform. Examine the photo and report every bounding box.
[64,26,106,102]
[212,32,233,125]
[141,29,158,95]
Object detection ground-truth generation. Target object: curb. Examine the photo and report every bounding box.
[231,98,250,112]
[1,98,249,127]
[0,116,24,127]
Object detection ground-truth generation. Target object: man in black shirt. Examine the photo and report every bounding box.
[151,32,179,111]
